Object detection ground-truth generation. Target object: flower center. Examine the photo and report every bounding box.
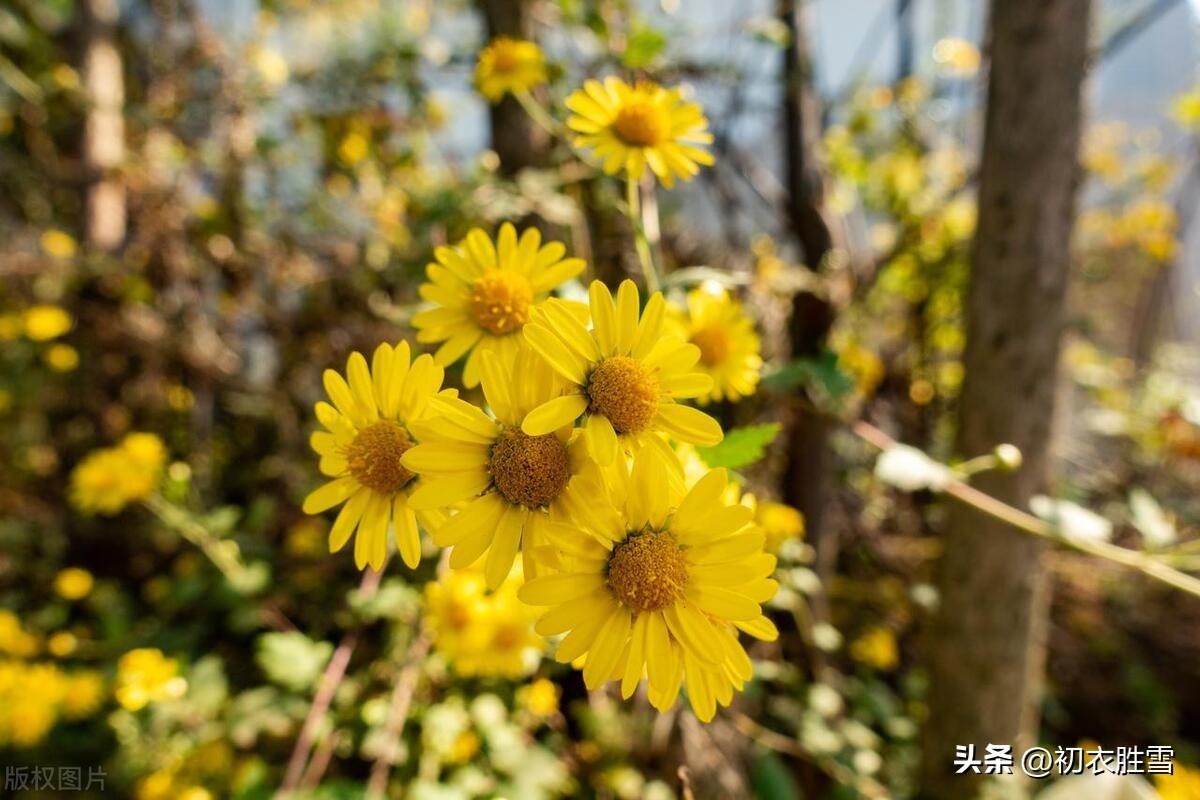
[587,356,659,434]
[690,324,732,366]
[469,271,533,335]
[612,100,670,147]
[490,42,522,73]
[489,428,571,509]
[607,531,688,612]
[345,420,415,494]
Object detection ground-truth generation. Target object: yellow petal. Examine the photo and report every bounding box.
[684,585,759,621]
[519,572,605,605]
[583,609,631,689]
[524,323,587,385]
[329,488,371,552]
[522,394,588,436]
[654,403,723,446]
[585,412,619,465]
[303,477,358,514]
[613,280,640,355]
[589,280,617,355]
[485,505,526,589]
[406,471,491,511]
[393,497,421,568]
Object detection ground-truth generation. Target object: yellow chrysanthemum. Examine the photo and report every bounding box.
[521,279,722,465]
[54,567,95,600]
[411,223,586,388]
[69,432,167,515]
[115,648,186,712]
[302,342,452,571]
[565,77,714,188]
[403,346,602,588]
[61,670,105,718]
[474,37,548,103]
[518,446,779,722]
[745,495,804,554]
[424,566,544,678]
[23,304,73,341]
[1158,764,1200,800]
[671,285,762,404]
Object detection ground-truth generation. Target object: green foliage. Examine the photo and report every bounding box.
[763,352,854,399]
[256,632,334,692]
[696,423,781,470]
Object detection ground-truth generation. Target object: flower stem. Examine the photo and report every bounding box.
[514,89,564,138]
[625,175,661,293]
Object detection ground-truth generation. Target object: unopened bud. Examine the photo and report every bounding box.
[994,443,1023,471]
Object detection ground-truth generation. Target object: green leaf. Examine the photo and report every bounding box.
[751,751,800,800]
[696,423,781,470]
[256,632,333,693]
[622,25,666,68]
[763,351,854,399]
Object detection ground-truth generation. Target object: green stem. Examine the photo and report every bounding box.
[143,494,258,594]
[513,89,564,138]
[625,175,661,293]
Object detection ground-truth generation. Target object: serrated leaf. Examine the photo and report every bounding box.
[696,423,780,470]
[256,632,333,693]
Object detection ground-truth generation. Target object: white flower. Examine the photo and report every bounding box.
[875,444,954,492]
[1030,496,1113,544]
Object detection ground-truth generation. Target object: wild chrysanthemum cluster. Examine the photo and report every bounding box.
[69,432,167,515]
[301,219,788,721]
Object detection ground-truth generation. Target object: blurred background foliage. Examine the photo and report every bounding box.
[1,0,1200,798]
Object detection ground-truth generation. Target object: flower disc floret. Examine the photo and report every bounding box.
[607,531,688,612]
[345,420,415,494]
[489,428,571,509]
[587,356,660,435]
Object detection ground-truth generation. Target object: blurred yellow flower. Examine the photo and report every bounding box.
[850,627,899,671]
[746,496,805,554]
[23,304,72,341]
[44,343,80,372]
[47,631,78,657]
[1171,88,1200,132]
[115,648,186,711]
[448,730,481,764]
[518,677,560,717]
[338,131,369,165]
[55,567,95,600]
[519,448,778,722]
[671,285,762,405]
[411,223,585,388]
[0,661,68,747]
[0,610,38,657]
[39,229,77,259]
[566,77,714,188]
[475,37,547,103]
[70,432,167,515]
[931,37,980,77]
[1157,764,1200,800]
[61,670,105,718]
[425,566,544,678]
[303,343,453,570]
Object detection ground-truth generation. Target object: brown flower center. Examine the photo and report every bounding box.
[345,420,415,494]
[469,271,533,335]
[607,531,688,612]
[489,428,571,509]
[612,100,670,147]
[587,356,659,434]
[690,324,732,366]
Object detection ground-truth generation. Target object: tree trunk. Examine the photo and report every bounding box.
[475,0,548,176]
[779,0,837,545]
[80,0,125,250]
[919,1,1091,798]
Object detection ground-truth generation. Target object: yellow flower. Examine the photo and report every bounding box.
[411,223,585,388]
[671,285,762,404]
[849,627,899,671]
[425,566,544,678]
[565,77,714,188]
[0,662,66,747]
[519,447,779,722]
[448,730,481,764]
[475,37,547,103]
[115,648,186,711]
[931,37,980,77]
[745,496,804,554]
[23,304,72,341]
[521,280,722,465]
[0,611,38,657]
[39,229,77,259]
[60,670,105,718]
[44,343,79,372]
[518,677,560,717]
[47,632,78,657]
[403,345,602,587]
[69,432,167,515]
[1157,764,1200,800]
[302,343,453,570]
[55,567,94,600]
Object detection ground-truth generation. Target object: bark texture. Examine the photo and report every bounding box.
[919,1,1091,797]
[476,0,548,176]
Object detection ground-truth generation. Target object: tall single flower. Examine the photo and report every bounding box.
[402,346,606,588]
[521,279,722,464]
[411,223,586,388]
[474,37,548,103]
[565,78,714,188]
[672,285,762,404]
[302,342,451,571]
[518,447,779,722]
